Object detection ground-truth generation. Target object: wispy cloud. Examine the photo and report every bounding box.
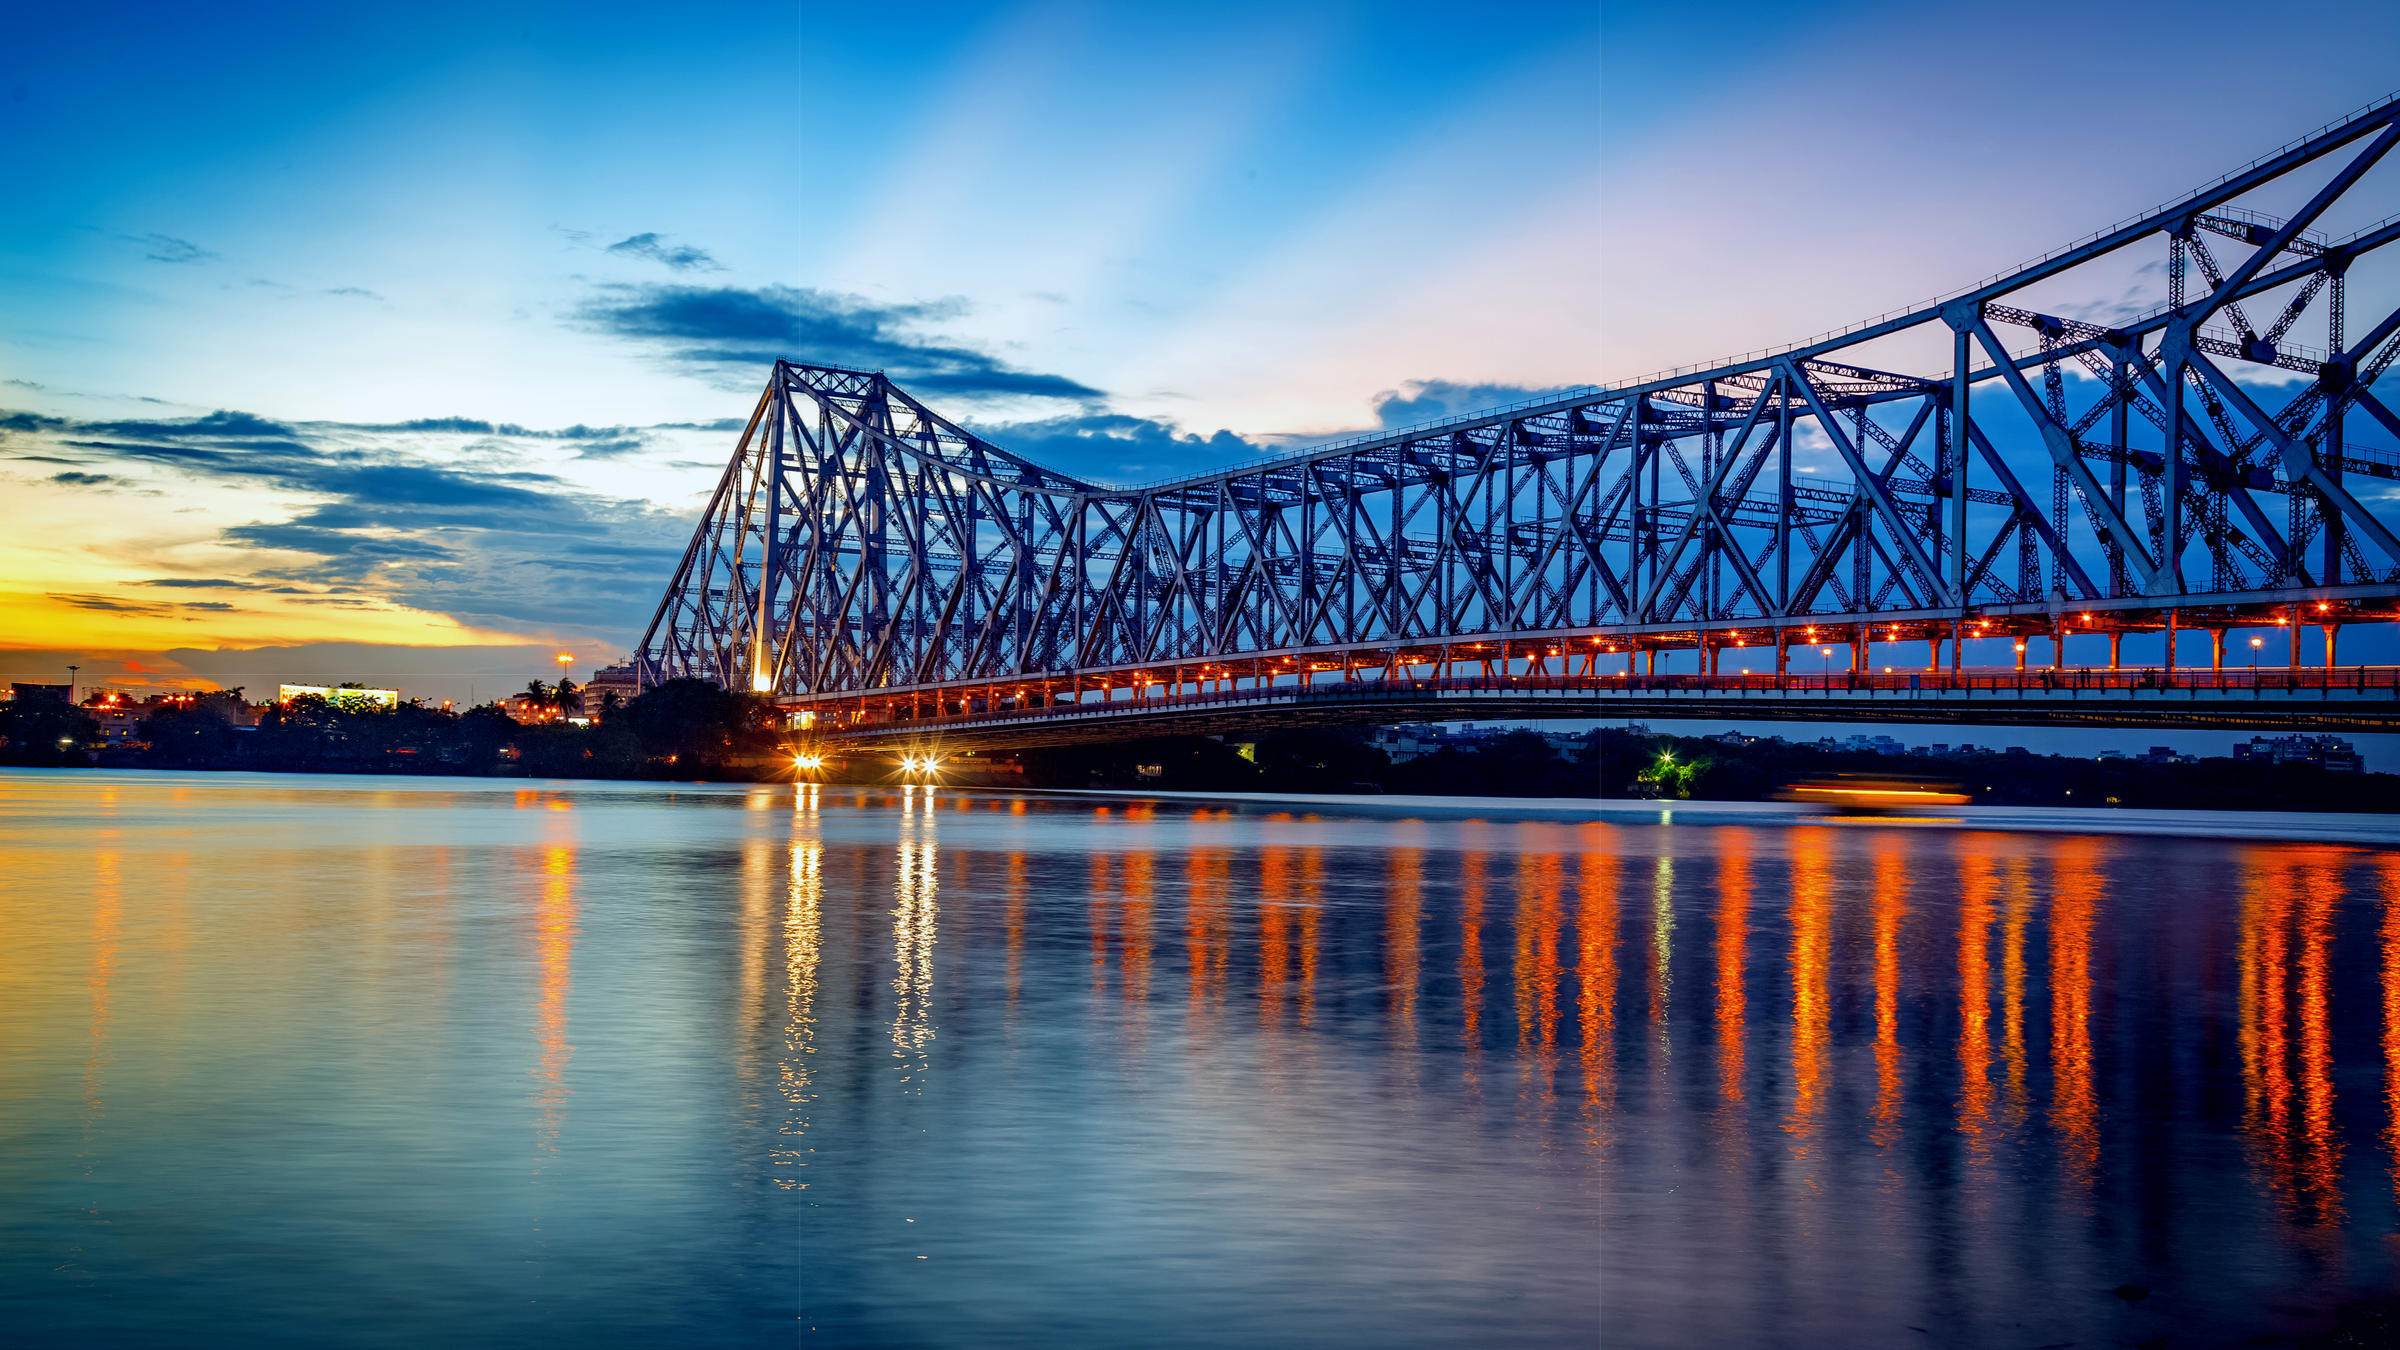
[579,283,1100,402]
[119,232,216,264]
[49,592,174,616]
[605,232,721,272]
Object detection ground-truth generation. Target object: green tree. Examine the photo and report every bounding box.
[0,698,97,765]
[620,678,773,768]
[139,699,237,766]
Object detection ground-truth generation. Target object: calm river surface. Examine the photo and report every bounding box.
[6,770,2400,1347]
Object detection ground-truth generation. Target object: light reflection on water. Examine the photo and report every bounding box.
[8,771,2400,1346]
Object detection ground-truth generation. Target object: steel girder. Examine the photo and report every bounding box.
[636,95,2400,700]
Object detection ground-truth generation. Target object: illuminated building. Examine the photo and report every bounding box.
[276,684,399,711]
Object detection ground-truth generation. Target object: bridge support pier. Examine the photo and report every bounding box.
[2325,623,2341,669]
[2210,628,2227,670]
[2108,631,2122,671]
[2166,610,2178,672]
[1927,639,1939,672]
[2289,607,2302,670]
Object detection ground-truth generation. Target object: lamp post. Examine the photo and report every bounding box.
[66,664,79,704]
[2250,635,2263,673]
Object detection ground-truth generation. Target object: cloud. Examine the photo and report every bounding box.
[578,283,1101,402]
[966,411,1268,483]
[324,286,384,301]
[47,471,115,486]
[605,232,722,272]
[137,578,276,589]
[49,593,173,616]
[3,405,696,638]
[121,232,216,264]
[1368,379,1583,429]
[571,437,649,460]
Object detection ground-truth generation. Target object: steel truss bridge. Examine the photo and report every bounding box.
[637,96,2400,746]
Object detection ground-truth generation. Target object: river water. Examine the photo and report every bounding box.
[3,769,2400,1347]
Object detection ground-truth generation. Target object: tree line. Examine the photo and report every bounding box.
[0,678,783,778]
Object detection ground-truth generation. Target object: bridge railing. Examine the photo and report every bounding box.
[821,666,2400,737]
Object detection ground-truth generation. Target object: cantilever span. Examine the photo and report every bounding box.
[636,95,2400,743]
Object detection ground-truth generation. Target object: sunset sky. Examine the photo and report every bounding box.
[6,1,2400,702]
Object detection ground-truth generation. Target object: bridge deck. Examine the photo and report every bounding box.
[804,667,2400,750]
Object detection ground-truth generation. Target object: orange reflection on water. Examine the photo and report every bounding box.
[1259,846,1292,1029]
[1869,840,1907,1150]
[2239,851,2295,1210]
[2240,847,2347,1227]
[1005,851,1028,1013]
[2293,852,2343,1227]
[1296,848,1323,1030]
[1514,851,1565,1105]
[1460,845,1489,1079]
[1575,829,1619,1123]
[2001,858,2034,1126]
[1955,846,1996,1158]
[2049,840,2102,1192]
[1783,830,1832,1150]
[1090,852,1114,997]
[2382,854,2400,1213]
[1387,843,1424,1037]
[1714,830,1751,1107]
[1186,847,1231,1026]
[533,841,577,1153]
[1121,849,1155,1020]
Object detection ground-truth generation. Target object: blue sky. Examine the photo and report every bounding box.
[4,0,2400,699]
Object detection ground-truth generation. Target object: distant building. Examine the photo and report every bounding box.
[1365,722,1449,762]
[584,662,641,716]
[277,684,399,711]
[2233,734,2363,773]
[9,683,69,704]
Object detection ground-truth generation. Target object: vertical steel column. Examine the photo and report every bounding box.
[751,385,785,692]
